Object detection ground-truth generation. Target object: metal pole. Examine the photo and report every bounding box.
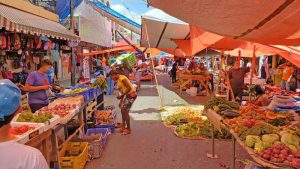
[232,136,236,169]
[70,0,76,86]
[207,124,218,158]
[212,125,215,156]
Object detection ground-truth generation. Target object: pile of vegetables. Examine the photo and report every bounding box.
[39,104,77,117]
[164,107,204,126]
[175,121,231,139]
[17,112,53,123]
[91,76,108,90]
[205,97,240,118]
[259,143,300,167]
[63,88,88,95]
[9,125,35,135]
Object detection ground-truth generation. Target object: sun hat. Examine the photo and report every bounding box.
[0,79,21,120]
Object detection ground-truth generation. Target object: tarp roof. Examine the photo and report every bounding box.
[148,0,300,46]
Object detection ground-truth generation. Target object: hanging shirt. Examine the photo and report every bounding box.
[26,71,49,104]
[117,75,134,94]
[0,140,49,169]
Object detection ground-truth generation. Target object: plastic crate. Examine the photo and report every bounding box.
[87,128,109,147]
[55,93,78,98]
[59,142,89,169]
[95,123,115,133]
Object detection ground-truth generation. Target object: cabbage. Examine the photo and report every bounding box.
[262,134,279,146]
[254,140,265,152]
[245,135,261,148]
[281,133,300,147]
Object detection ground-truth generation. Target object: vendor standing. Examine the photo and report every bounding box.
[0,79,48,169]
[23,59,53,113]
[228,61,250,103]
[110,70,136,135]
[278,62,294,91]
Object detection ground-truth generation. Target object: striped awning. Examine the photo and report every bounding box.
[0,4,79,41]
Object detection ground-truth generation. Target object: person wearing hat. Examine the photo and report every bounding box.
[109,70,136,135]
[22,59,53,113]
[0,79,49,169]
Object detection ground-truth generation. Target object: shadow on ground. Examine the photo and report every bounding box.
[85,74,250,169]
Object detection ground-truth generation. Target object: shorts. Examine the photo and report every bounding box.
[121,94,137,111]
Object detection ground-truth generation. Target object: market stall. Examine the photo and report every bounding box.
[177,70,211,95]
[202,97,300,169]
[8,76,117,168]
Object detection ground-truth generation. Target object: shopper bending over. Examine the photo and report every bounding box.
[23,59,53,113]
[110,70,136,135]
[0,79,48,169]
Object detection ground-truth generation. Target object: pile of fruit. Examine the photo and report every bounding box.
[9,125,35,135]
[94,110,113,119]
[63,88,88,95]
[17,112,53,123]
[205,97,240,118]
[95,110,115,125]
[39,104,77,117]
[91,76,108,90]
[224,103,300,168]
[175,121,231,139]
[258,143,300,167]
[164,107,204,126]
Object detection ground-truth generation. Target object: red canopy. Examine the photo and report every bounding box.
[149,0,300,46]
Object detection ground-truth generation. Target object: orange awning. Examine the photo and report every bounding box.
[80,45,135,56]
[149,0,300,45]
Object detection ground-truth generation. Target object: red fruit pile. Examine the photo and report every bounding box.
[259,143,300,167]
[9,125,35,135]
[40,104,77,117]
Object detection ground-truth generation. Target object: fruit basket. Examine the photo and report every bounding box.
[10,123,44,144]
[59,142,89,169]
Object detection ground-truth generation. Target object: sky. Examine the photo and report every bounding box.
[110,0,184,24]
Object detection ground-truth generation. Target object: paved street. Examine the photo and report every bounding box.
[86,74,251,169]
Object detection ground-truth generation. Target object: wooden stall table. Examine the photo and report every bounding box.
[26,129,53,166]
[178,72,211,95]
[203,109,282,169]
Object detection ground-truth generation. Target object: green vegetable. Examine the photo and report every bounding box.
[281,133,300,148]
[254,140,265,152]
[245,135,261,148]
[204,97,239,110]
[261,134,279,146]
[17,112,53,123]
[238,122,275,140]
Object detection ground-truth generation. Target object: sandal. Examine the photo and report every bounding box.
[119,127,125,133]
[121,129,131,135]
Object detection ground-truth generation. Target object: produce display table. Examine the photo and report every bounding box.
[204,109,281,169]
[177,73,211,95]
[17,91,105,168]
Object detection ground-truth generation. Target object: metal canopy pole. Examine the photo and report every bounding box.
[70,0,76,86]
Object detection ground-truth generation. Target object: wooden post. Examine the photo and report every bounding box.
[237,50,241,67]
[249,45,256,102]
